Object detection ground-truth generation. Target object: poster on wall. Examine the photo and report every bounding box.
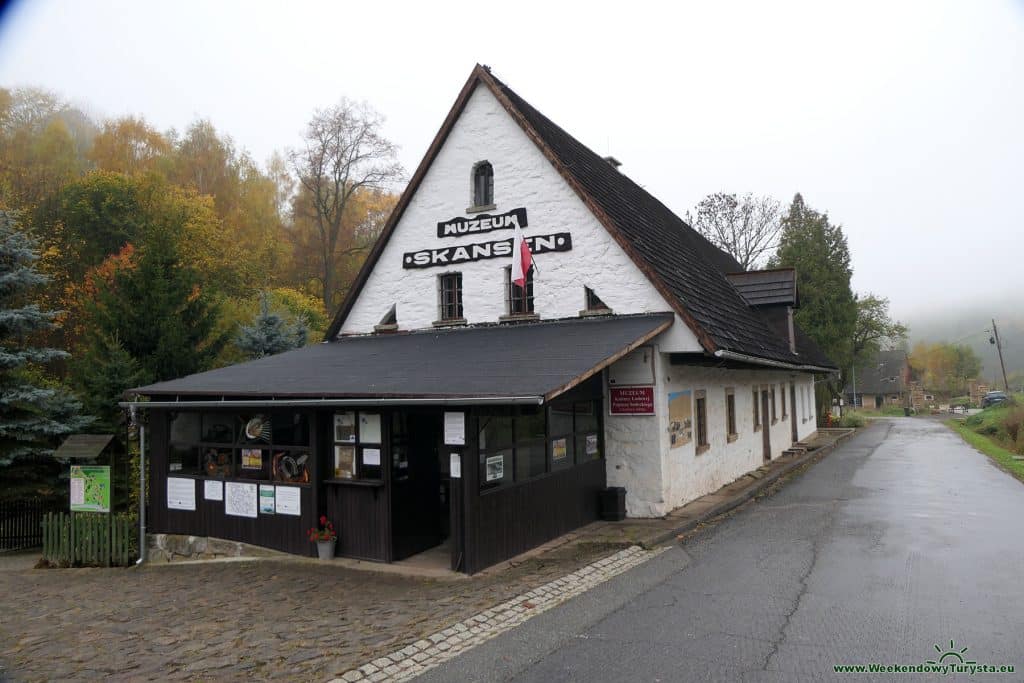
[334,445,355,479]
[241,448,263,470]
[552,438,568,461]
[224,482,258,518]
[275,486,301,516]
[668,390,693,449]
[586,433,599,456]
[166,477,196,511]
[450,453,461,479]
[333,412,355,442]
[444,411,465,445]
[359,413,382,443]
[609,386,655,415]
[259,485,275,514]
[485,454,505,482]
[204,479,223,501]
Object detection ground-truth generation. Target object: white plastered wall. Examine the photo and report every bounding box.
[605,344,820,517]
[338,84,702,353]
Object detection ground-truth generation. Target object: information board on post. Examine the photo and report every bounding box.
[70,465,111,513]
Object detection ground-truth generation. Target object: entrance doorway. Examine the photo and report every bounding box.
[761,389,772,462]
[390,412,446,561]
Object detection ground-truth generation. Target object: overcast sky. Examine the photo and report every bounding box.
[1,0,1021,323]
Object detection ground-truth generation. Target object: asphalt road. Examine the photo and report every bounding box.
[419,419,1024,682]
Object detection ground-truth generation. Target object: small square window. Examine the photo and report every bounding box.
[505,266,534,315]
[585,287,609,312]
[438,273,463,321]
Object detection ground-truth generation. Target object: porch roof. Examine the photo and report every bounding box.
[130,313,673,403]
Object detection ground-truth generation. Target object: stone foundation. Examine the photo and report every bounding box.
[147,534,285,562]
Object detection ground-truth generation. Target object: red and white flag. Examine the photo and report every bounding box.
[511,223,533,287]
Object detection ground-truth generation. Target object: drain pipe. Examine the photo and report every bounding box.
[136,424,146,565]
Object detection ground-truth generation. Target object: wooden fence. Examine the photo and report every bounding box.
[0,498,53,550]
[40,512,137,567]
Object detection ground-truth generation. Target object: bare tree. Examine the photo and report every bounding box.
[686,192,782,270]
[290,99,403,310]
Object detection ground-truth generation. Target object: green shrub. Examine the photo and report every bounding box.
[1002,408,1024,443]
[838,412,866,428]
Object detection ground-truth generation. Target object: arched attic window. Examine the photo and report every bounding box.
[471,161,494,209]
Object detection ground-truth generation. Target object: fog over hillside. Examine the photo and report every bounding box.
[904,295,1022,384]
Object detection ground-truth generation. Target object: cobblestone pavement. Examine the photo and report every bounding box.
[0,541,628,682]
[330,545,666,683]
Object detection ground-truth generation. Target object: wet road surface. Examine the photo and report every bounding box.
[419,419,1024,682]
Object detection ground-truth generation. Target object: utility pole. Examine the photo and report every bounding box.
[991,318,1009,393]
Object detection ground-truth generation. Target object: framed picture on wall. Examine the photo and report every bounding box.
[334,445,356,479]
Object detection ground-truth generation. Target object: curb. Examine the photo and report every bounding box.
[645,428,857,547]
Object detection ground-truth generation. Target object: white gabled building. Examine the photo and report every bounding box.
[133,65,835,573]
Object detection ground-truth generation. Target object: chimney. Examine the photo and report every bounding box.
[603,156,622,171]
[787,307,797,354]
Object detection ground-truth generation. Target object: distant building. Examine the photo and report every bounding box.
[843,350,910,409]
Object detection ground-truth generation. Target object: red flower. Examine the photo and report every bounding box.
[319,515,327,525]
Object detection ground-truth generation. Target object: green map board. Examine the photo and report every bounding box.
[70,465,111,513]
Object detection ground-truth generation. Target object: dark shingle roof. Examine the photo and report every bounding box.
[726,269,798,307]
[841,350,908,395]
[325,65,836,372]
[488,73,822,367]
[133,314,672,400]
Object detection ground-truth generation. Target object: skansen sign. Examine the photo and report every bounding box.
[436,207,528,238]
[403,232,572,269]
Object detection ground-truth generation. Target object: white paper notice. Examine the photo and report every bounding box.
[275,486,301,516]
[224,482,257,518]
[450,453,461,479]
[204,479,223,501]
[359,412,382,443]
[167,477,196,511]
[444,411,465,445]
[70,477,85,506]
[363,447,381,466]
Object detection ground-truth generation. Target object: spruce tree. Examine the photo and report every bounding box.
[770,194,858,414]
[0,211,89,498]
[235,293,308,360]
[87,230,227,383]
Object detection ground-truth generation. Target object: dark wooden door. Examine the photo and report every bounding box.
[789,382,798,444]
[391,412,443,560]
[761,390,772,461]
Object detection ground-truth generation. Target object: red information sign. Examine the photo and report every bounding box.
[609,386,655,415]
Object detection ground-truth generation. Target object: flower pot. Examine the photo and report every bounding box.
[316,539,336,560]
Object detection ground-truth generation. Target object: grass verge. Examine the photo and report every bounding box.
[947,419,1024,483]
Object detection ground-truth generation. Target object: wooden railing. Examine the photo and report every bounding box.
[40,512,137,567]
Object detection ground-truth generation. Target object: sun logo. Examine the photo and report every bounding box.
[926,640,976,666]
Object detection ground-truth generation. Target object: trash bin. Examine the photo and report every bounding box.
[599,487,627,521]
[904,407,911,416]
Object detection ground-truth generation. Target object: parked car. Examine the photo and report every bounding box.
[981,391,1009,408]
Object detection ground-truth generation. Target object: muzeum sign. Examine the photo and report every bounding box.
[402,207,573,269]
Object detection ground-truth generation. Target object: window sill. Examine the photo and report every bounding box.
[578,308,613,318]
[325,478,384,487]
[465,203,496,214]
[727,434,738,443]
[433,318,467,328]
[499,313,540,324]
[696,444,710,455]
[374,323,399,334]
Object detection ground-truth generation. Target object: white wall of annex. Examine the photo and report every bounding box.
[604,344,820,517]
[339,84,702,353]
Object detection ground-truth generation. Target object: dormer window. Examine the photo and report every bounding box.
[471,161,494,210]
